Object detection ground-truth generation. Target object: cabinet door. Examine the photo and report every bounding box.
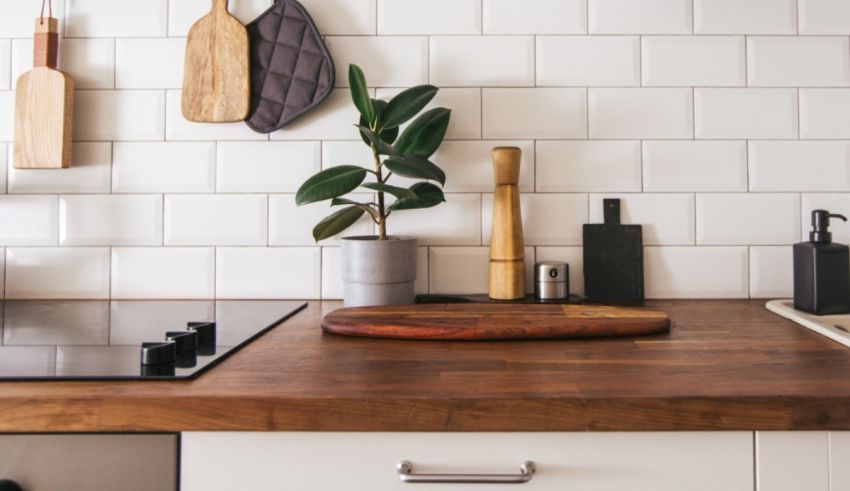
[182,432,752,491]
[831,432,850,491]
[756,431,829,491]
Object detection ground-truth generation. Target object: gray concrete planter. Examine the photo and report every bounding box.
[340,235,418,307]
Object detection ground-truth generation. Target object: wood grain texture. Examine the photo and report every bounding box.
[489,147,525,300]
[181,0,249,123]
[2,300,850,432]
[322,303,671,340]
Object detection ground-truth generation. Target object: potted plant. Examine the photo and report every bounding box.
[295,64,451,307]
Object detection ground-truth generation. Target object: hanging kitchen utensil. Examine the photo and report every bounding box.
[181,0,250,122]
[13,1,73,169]
[244,0,334,133]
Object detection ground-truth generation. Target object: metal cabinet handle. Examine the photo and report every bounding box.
[397,460,535,484]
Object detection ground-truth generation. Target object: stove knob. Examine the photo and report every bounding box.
[166,330,198,357]
[187,321,216,355]
[0,480,24,491]
[140,363,176,377]
[140,341,176,365]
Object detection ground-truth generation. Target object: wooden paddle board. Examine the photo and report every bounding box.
[181,0,249,122]
[13,18,73,169]
[322,303,671,340]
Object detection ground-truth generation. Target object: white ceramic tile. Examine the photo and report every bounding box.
[694,0,797,34]
[326,36,428,87]
[375,87,481,140]
[428,247,488,294]
[697,193,800,245]
[389,194,481,246]
[60,195,163,246]
[800,89,850,139]
[0,92,13,142]
[695,89,798,139]
[589,0,692,34]
[0,144,6,193]
[536,246,584,296]
[74,90,166,141]
[165,90,265,141]
[66,0,167,37]
[8,142,111,193]
[272,88,368,141]
[484,0,586,34]
[588,88,693,139]
[643,141,748,192]
[165,194,268,246]
[0,0,67,37]
[430,36,535,87]
[644,246,749,299]
[429,140,535,192]
[0,195,58,246]
[537,36,640,87]
[642,36,745,87]
[5,247,109,299]
[321,246,428,298]
[298,0,376,35]
[749,141,850,192]
[217,141,320,193]
[216,247,320,299]
[801,194,850,244]
[111,247,215,299]
[113,142,215,193]
[748,37,850,87]
[589,193,695,245]
[483,88,587,139]
[115,38,185,89]
[483,194,587,246]
[749,246,793,298]
[269,193,374,246]
[12,38,114,89]
[321,140,375,169]
[0,40,13,90]
[799,0,850,34]
[378,0,480,34]
[168,0,273,36]
[536,141,641,193]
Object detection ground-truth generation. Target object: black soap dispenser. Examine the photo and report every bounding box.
[794,210,850,315]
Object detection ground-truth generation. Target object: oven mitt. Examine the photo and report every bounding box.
[245,0,335,133]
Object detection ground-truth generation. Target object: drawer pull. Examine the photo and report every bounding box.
[397,460,535,484]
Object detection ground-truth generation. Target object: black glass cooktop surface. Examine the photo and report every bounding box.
[0,300,307,381]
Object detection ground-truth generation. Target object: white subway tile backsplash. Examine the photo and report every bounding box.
[165,194,268,246]
[269,193,374,246]
[216,247,320,299]
[74,90,166,141]
[484,0,586,34]
[0,196,58,246]
[168,0,272,36]
[165,91,265,141]
[60,195,163,246]
[0,0,66,37]
[12,38,115,89]
[298,0,376,35]
[430,36,535,87]
[747,37,850,87]
[272,89,367,141]
[695,89,798,139]
[113,142,216,193]
[5,247,109,299]
[589,88,693,139]
[641,36,745,87]
[589,0,692,34]
[0,144,7,192]
[483,194,587,246]
[429,247,488,294]
[0,40,10,90]
[375,87,482,140]
[800,89,850,139]
[217,141,320,193]
[749,141,850,192]
[644,246,749,299]
[483,88,587,139]
[390,194,481,246]
[799,0,850,34]
[433,140,534,192]
[694,0,797,34]
[589,193,695,245]
[326,36,428,87]
[537,36,640,87]
[115,38,185,89]
[536,141,642,192]
[643,141,748,192]
[536,246,585,296]
[8,142,111,193]
[378,0,480,34]
[697,194,801,245]
[749,246,793,298]
[0,92,12,142]
[111,247,215,299]
[66,0,168,37]
[321,140,375,169]
[801,194,850,244]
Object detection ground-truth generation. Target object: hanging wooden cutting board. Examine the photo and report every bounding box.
[13,17,73,169]
[181,0,249,122]
[322,303,671,341]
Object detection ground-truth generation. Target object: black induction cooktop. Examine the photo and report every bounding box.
[0,300,307,381]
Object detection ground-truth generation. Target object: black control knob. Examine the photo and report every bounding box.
[166,330,198,358]
[0,480,24,491]
[140,341,176,365]
[188,321,216,355]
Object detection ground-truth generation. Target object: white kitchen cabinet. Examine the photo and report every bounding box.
[756,431,830,491]
[181,432,753,491]
[831,432,850,491]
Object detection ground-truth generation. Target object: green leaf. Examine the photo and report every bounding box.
[359,99,399,145]
[381,85,439,129]
[295,165,367,206]
[356,125,400,156]
[331,197,379,220]
[361,182,417,200]
[383,155,446,186]
[388,182,446,211]
[348,64,374,124]
[312,206,365,242]
[394,107,451,158]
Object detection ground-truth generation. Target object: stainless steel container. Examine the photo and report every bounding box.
[534,262,569,302]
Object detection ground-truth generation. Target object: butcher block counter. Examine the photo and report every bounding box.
[1,299,849,433]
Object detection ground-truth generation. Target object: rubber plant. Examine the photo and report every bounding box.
[295,64,451,241]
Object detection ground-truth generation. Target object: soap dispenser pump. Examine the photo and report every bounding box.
[793,209,850,315]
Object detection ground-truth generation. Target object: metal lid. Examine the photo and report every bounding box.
[535,262,568,283]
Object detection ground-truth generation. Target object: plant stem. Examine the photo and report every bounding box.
[372,146,387,240]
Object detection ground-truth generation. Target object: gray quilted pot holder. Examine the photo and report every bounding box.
[245,0,335,133]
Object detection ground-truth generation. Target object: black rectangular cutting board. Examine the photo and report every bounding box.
[583,199,644,303]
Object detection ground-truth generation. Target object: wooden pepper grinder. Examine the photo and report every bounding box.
[489,146,525,300]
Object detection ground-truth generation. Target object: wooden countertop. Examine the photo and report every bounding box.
[1,299,849,432]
